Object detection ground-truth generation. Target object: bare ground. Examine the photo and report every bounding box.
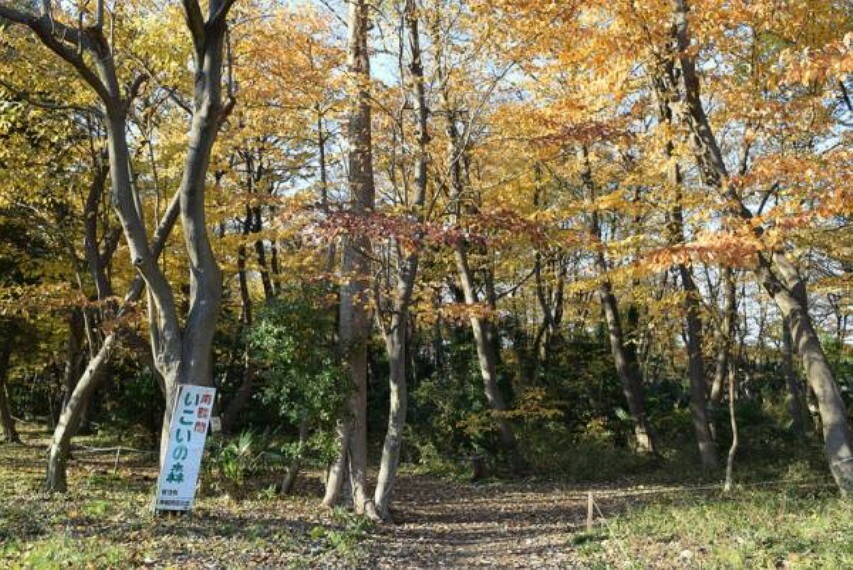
[2,429,616,569]
[367,475,588,569]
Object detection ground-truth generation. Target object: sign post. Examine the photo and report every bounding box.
[154,385,216,513]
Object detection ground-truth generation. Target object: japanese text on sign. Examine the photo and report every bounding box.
[154,385,216,512]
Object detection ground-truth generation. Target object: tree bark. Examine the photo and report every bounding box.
[323,420,351,507]
[782,315,807,437]
[650,55,717,469]
[681,265,718,470]
[83,162,113,302]
[61,309,86,412]
[711,269,737,406]
[222,196,256,434]
[46,333,115,491]
[597,282,657,454]
[723,364,738,492]
[454,250,523,470]
[0,340,20,444]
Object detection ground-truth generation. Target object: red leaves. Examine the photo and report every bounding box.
[317,207,547,251]
[532,120,633,147]
[645,231,763,272]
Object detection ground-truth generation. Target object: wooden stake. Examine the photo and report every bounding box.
[587,491,594,531]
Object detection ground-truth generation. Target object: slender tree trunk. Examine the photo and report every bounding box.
[710,270,736,406]
[454,248,523,470]
[61,309,86,412]
[46,333,115,491]
[673,0,853,494]
[326,0,379,519]
[83,163,113,301]
[724,365,738,492]
[597,283,656,454]
[579,146,656,453]
[711,347,726,407]
[222,202,256,433]
[223,352,254,434]
[0,340,20,444]
[434,44,521,472]
[782,315,807,437]
[375,326,407,518]
[373,0,429,519]
[680,266,718,470]
[710,265,737,461]
[46,192,181,492]
[650,57,717,469]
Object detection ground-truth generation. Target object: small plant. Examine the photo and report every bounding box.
[257,484,278,501]
[205,431,264,497]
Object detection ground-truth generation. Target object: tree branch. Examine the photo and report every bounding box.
[210,0,240,27]
[0,7,111,103]
[0,78,103,117]
[181,0,205,51]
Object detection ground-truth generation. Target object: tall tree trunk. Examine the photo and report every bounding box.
[650,55,717,469]
[454,251,523,470]
[579,146,656,453]
[223,351,254,434]
[597,282,656,454]
[433,33,521,471]
[723,365,738,492]
[374,0,429,521]
[672,0,853,494]
[155,8,232,463]
[61,309,86,412]
[222,198,256,434]
[0,340,20,444]
[375,326,408,518]
[45,192,181,492]
[83,162,113,302]
[326,0,379,519]
[681,265,718,470]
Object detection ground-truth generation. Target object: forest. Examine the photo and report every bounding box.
[0,0,851,567]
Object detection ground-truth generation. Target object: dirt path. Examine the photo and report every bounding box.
[2,435,601,569]
[366,475,588,569]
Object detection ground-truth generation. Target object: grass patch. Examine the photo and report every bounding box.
[572,487,853,569]
[4,536,133,569]
[0,426,367,569]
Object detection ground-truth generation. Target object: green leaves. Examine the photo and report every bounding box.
[248,285,346,428]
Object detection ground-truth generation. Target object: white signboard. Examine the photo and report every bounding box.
[154,385,216,512]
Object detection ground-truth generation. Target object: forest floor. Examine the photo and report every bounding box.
[2,425,853,569]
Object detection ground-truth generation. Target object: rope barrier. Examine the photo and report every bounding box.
[71,445,157,455]
[575,477,834,501]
